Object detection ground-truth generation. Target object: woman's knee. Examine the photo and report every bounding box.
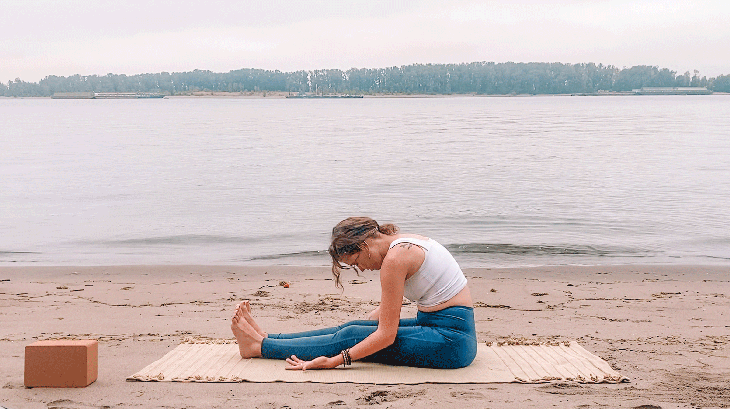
[336,320,377,331]
[332,324,377,342]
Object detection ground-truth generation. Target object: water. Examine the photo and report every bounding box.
[1,95,729,267]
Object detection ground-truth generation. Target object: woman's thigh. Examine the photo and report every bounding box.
[368,326,476,369]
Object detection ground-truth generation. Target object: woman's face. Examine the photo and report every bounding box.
[341,242,378,272]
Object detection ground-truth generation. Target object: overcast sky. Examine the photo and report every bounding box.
[3,0,729,82]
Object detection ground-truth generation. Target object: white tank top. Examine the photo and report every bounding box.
[388,237,467,308]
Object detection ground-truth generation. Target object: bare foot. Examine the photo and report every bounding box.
[236,301,267,337]
[231,314,264,358]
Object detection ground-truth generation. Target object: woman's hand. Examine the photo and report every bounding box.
[366,306,381,321]
[285,355,339,370]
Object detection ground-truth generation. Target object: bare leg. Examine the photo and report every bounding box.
[236,301,267,337]
[231,311,264,358]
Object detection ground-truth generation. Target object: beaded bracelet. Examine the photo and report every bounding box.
[340,349,352,366]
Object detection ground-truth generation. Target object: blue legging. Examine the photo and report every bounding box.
[261,306,477,369]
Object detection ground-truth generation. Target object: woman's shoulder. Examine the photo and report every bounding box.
[383,235,428,276]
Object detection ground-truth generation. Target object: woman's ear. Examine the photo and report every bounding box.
[363,241,372,259]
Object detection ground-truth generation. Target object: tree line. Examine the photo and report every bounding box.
[3,62,730,97]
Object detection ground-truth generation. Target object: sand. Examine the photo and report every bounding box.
[1,264,728,409]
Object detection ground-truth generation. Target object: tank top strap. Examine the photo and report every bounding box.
[389,237,431,250]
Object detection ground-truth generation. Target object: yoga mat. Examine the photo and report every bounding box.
[127,340,628,384]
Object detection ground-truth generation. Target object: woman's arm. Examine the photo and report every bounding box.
[343,250,411,360]
[285,244,423,370]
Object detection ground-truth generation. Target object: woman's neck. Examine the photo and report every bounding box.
[369,233,400,259]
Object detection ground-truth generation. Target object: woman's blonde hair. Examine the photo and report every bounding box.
[328,217,398,289]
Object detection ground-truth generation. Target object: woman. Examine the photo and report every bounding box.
[231,216,477,370]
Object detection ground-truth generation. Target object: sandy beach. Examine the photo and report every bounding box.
[1,264,728,408]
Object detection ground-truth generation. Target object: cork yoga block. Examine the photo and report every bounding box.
[24,340,98,388]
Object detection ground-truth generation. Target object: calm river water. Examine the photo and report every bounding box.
[1,95,729,267]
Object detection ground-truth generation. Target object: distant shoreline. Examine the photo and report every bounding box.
[3,91,729,99]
